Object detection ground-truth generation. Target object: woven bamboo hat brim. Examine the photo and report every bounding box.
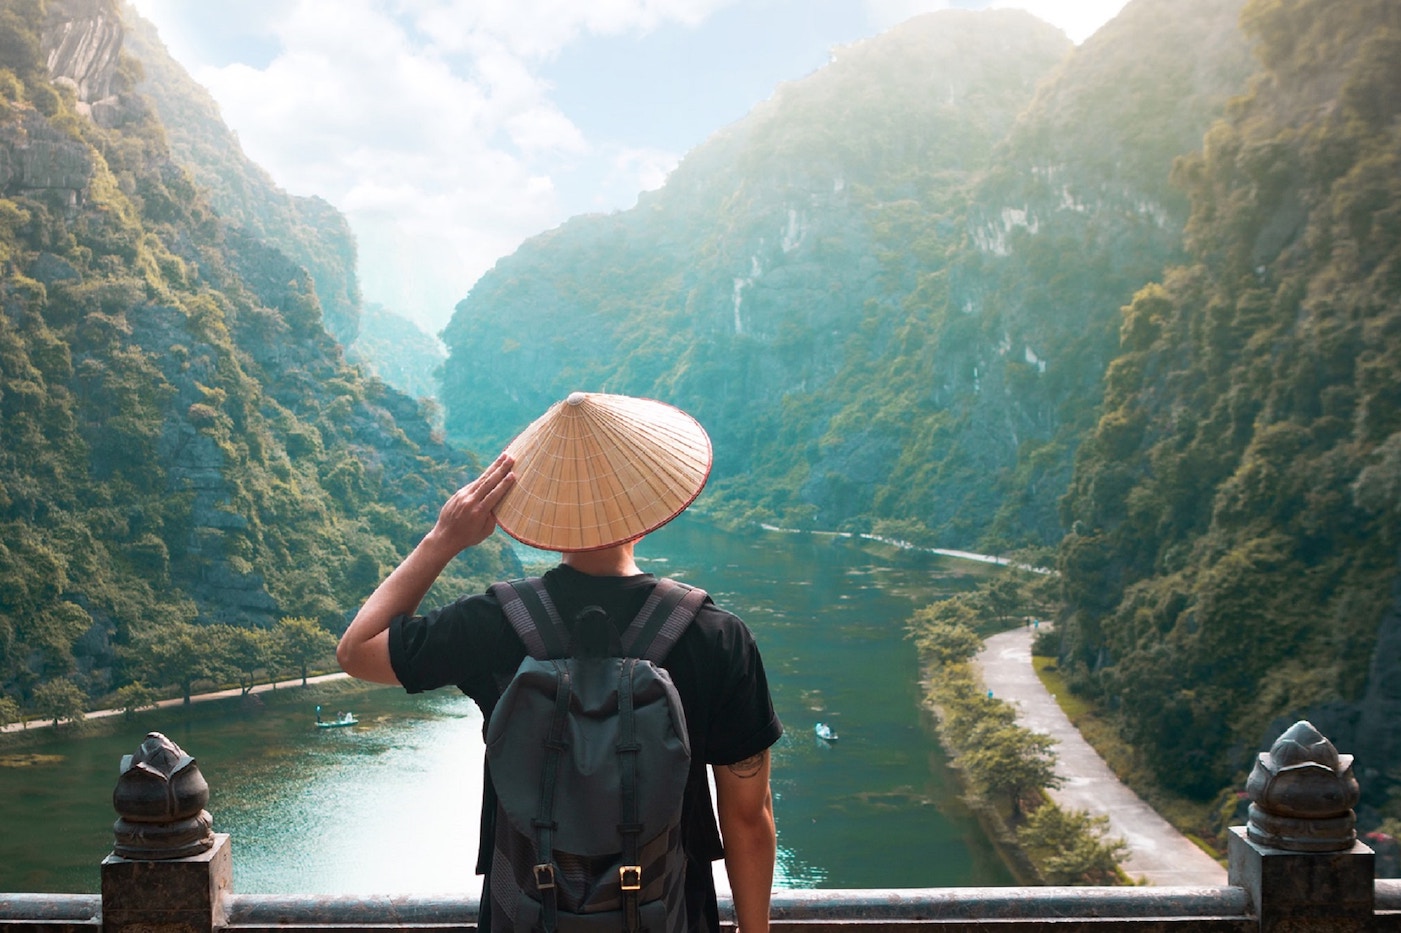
[494,392,713,552]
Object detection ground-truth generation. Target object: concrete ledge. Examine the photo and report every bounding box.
[225,894,476,932]
[18,883,1401,933]
[219,888,1256,933]
[0,894,101,933]
[769,887,1251,920]
[1378,880,1401,932]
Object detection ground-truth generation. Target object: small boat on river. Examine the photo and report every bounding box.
[815,722,839,743]
[315,706,358,729]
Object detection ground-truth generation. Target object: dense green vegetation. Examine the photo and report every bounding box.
[440,10,1078,537]
[438,0,1253,550]
[0,0,516,723]
[1054,0,1401,812]
[120,13,362,346]
[5,0,1401,857]
[436,0,1401,826]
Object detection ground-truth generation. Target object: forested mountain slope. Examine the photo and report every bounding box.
[1056,0,1401,804]
[119,8,362,347]
[0,0,515,710]
[438,0,1254,549]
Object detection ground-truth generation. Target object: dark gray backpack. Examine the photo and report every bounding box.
[485,577,708,933]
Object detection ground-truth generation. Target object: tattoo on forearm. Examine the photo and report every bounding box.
[727,752,766,779]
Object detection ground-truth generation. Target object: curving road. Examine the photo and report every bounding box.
[976,627,1227,886]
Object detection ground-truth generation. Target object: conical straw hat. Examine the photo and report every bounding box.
[494,392,713,552]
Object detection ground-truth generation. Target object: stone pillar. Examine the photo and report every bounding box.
[1227,721,1375,933]
[101,732,232,933]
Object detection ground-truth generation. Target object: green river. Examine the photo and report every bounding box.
[0,517,1016,894]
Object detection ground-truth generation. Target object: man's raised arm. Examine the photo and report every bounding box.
[337,453,514,684]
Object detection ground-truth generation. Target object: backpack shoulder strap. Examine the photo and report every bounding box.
[620,578,709,663]
[489,577,569,659]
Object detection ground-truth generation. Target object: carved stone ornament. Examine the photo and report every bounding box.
[111,732,215,859]
[1245,720,1360,852]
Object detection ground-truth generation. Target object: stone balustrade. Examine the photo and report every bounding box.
[3,722,1401,933]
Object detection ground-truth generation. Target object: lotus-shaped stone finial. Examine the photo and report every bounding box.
[1245,721,1359,852]
[112,732,214,859]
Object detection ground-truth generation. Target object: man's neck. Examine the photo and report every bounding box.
[561,542,641,577]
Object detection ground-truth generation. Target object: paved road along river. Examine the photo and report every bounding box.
[976,627,1228,886]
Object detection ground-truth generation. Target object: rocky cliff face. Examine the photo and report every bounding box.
[442,10,1076,488]
[870,0,1254,544]
[41,0,122,121]
[1053,0,1401,809]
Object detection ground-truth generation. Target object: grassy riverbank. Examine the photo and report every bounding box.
[0,674,387,753]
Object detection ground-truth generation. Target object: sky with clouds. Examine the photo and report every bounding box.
[126,0,1130,334]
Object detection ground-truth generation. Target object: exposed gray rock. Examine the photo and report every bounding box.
[42,0,123,105]
[0,116,92,198]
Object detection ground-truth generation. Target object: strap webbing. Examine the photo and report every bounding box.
[617,657,642,933]
[533,659,572,933]
[491,579,569,659]
[622,578,709,662]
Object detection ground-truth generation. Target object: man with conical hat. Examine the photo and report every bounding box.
[339,393,782,933]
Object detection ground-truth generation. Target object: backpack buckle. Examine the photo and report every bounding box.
[533,864,556,890]
[619,865,642,892]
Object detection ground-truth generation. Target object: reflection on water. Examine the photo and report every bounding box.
[0,517,1014,893]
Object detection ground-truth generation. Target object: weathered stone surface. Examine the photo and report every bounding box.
[1246,721,1360,852]
[1228,827,1375,933]
[41,0,123,105]
[101,833,231,933]
[112,733,214,860]
[0,118,92,198]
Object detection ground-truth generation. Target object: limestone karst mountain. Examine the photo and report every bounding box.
[437,0,1254,549]
[0,0,515,704]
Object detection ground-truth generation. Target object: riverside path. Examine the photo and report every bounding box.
[976,626,1228,886]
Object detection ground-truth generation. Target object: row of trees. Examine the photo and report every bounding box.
[909,582,1127,885]
[0,616,337,728]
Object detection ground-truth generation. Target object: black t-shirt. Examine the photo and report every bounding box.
[388,564,783,932]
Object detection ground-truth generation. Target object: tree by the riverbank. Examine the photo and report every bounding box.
[1,616,341,730]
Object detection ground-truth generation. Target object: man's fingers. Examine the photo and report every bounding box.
[482,470,516,508]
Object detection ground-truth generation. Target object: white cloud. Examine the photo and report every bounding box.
[402,0,740,60]
[128,0,743,330]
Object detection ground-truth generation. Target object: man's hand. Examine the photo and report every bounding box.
[429,453,517,554]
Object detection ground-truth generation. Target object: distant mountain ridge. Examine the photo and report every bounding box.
[122,10,363,347]
[438,0,1253,548]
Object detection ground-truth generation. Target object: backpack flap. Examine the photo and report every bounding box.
[486,655,691,857]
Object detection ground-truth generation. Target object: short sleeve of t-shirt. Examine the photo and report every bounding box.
[680,603,782,767]
[388,593,515,702]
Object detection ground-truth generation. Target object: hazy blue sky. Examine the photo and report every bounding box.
[127,0,1130,333]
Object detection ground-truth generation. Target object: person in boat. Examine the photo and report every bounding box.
[337,393,782,933]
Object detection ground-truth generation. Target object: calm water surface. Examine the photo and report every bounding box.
[0,518,1014,894]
